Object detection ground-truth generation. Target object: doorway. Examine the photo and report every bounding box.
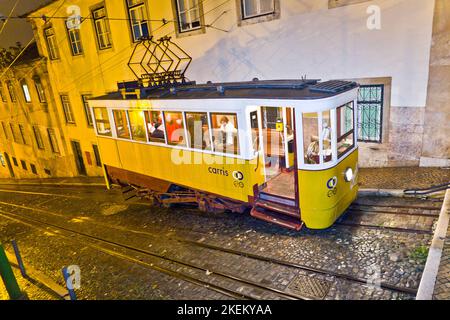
[71,140,87,176]
[261,107,295,179]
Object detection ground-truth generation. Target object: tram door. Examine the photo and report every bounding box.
[260,107,295,181]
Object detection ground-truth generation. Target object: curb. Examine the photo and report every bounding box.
[358,189,405,197]
[416,189,450,300]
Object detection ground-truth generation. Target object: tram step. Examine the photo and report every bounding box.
[250,207,303,231]
[258,192,297,207]
[254,200,300,219]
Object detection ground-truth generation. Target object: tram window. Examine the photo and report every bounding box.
[210,113,239,155]
[93,107,112,136]
[164,111,186,146]
[302,112,319,164]
[185,112,211,150]
[113,110,131,139]
[128,110,147,142]
[337,102,355,158]
[321,110,333,163]
[145,110,166,143]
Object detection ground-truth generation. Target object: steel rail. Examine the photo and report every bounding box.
[0,209,304,300]
[0,200,418,297]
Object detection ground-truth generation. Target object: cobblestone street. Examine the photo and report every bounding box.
[0,183,445,300]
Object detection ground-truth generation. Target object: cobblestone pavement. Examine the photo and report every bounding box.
[0,184,445,300]
[359,167,450,189]
[433,215,450,300]
[0,265,58,300]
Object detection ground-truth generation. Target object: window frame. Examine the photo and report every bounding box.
[66,24,84,56]
[113,109,132,140]
[6,81,16,102]
[9,123,18,143]
[18,124,27,145]
[145,110,167,144]
[92,6,113,50]
[209,112,240,156]
[81,94,94,127]
[241,0,275,20]
[21,81,32,103]
[0,82,7,102]
[127,109,148,142]
[126,0,150,42]
[357,84,384,143]
[44,26,60,60]
[33,126,45,150]
[60,94,76,124]
[93,107,113,137]
[92,144,102,167]
[47,128,60,154]
[336,102,355,159]
[34,78,47,103]
[174,0,203,33]
[185,111,212,151]
[1,122,9,139]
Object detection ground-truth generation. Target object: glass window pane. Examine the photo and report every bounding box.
[210,113,239,155]
[303,112,319,164]
[113,110,131,139]
[93,107,112,136]
[145,110,166,143]
[321,110,332,163]
[164,111,186,146]
[128,110,147,141]
[22,84,31,102]
[185,112,211,150]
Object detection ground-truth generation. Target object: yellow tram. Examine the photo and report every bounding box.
[88,79,359,231]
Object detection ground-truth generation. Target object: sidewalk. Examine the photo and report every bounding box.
[358,167,450,190]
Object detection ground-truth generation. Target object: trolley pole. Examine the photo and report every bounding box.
[0,244,22,299]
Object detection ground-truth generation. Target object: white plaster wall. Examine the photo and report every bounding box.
[178,0,434,107]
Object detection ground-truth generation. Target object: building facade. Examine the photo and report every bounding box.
[1,0,446,179]
[0,43,82,179]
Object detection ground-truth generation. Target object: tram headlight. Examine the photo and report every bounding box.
[344,167,353,182]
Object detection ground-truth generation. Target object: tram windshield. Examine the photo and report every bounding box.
[302,101,355,166]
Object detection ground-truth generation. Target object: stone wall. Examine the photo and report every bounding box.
[421,0,450,167]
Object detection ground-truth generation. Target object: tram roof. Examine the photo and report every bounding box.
[90,79,359,101]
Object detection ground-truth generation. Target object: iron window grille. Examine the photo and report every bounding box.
[357,84,384,143]
[44,27,59,60]
[242,0,275,20]
[93,7,113,50]
[126,0,150,41]
[60,94,76,124]
[175,0,201,33]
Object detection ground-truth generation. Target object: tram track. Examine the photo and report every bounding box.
[0,208,308,301]
[0,200,419,297]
